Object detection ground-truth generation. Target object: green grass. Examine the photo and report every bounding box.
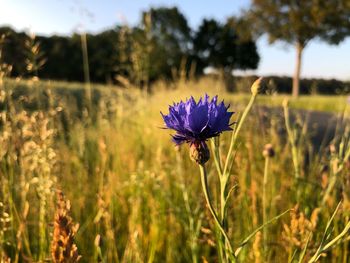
[0,77,349,262]
[4,78,347,113]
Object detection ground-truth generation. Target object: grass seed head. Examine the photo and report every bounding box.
[251,77,264,96]
[263,143,275,158]
[51,190,81,263]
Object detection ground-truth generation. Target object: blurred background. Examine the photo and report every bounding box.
[0,0,349,95]
[1,1,350,263]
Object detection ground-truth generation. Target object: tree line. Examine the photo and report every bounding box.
[1,1,350,96]
[0,7,259,87]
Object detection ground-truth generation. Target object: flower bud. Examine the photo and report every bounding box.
[251,77,264,96]
[189,141,210,165]
[263,144,275,158]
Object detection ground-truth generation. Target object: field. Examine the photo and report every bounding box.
[0,77,350,263]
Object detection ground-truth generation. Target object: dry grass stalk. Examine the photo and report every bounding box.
[252,231,262,263]
[0,201,11,262]
[282,205,320,259]
[51,191,81,263]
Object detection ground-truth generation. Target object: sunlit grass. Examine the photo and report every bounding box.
[4,77,347,113]
[0,77,349,262]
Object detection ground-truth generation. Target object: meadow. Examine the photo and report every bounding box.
[0,76,350,263]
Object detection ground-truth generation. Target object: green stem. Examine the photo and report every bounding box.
[220,176,229,263]
[199,165,236,262]
[283,101,300,179]
[263,157,269,254]
[217,93,257,261]
[223,94,257,178]
[308,221,350,263]
[39,196,46,261]
[220,177,228,225]
[211,138,223,177]
[211,139,230,261]
[177,151,200,263]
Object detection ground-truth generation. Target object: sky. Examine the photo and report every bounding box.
[0,0,349,81]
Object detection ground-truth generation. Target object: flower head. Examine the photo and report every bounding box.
[161,94,234,145]
[263,143,275,158]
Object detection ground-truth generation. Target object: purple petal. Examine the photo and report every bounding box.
[161,94,234,145]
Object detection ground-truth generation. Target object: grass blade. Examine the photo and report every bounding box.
[234,209,290,257]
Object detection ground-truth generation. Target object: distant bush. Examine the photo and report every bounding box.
[231,75,350,95]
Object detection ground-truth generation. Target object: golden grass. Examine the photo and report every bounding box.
[0,77,349,262]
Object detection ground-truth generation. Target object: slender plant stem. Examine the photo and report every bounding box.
[220,177,228,225]
[39,195,46,261]
[322,145,350,205]
[263,156,269,254]
[177,151,200,263]
[283,100,304,204]
[283,101,300,179]
[223,94,257,178]
[80,32,92,114]
[199,164,236,262]
[214,92,257,261]
[211,138,223,177]
[308,221,350,263]
[211,138,231,261]
[216,94,257,249]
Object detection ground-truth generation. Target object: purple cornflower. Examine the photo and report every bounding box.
[161,94,234,164]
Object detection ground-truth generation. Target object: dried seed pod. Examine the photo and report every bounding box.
[263,144,275,158]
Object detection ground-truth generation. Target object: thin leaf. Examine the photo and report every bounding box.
[322,221,350,252]
[289,249,298,263]
[308,201,344,263]
[298,233,312,263]
[224,184,238,205]
[234,209,290,257]
[318,201,342,251]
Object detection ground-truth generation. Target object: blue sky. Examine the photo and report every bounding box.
[0,0,349,80]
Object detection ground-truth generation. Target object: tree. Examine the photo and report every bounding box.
[193,19,223,73]
[193,18,259,75]
[0,27,27,76]
[142,7,192,79]
[119,7,192,88]
[249,0,350,96]
[87,30,119,83]
[40,34,84,82]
